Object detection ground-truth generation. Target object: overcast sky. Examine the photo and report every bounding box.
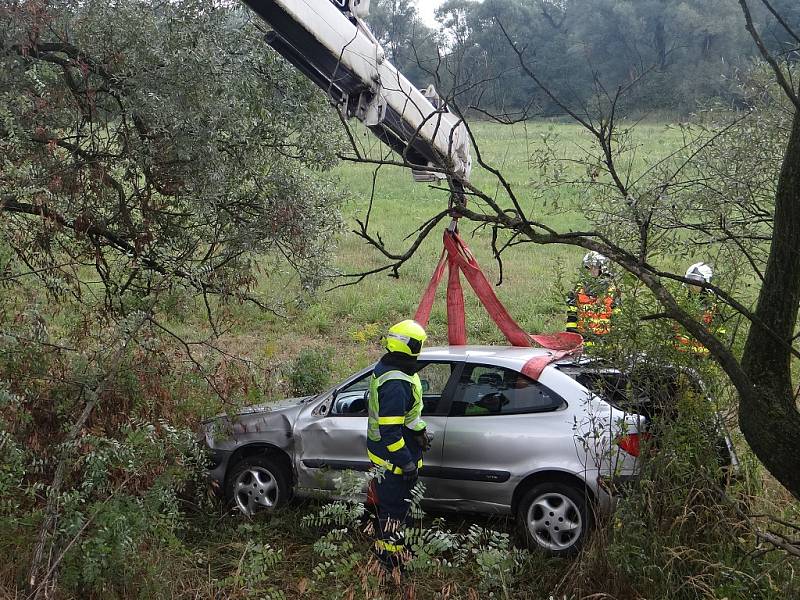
[416,0,447,28]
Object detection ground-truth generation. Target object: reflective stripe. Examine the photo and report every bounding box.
[387,438,405,452]
[675,334,709,355]
[404,417,425,431]
[368,450,403,474]
[376,540,404,553]
[378,416,405,425]
[375,370,416,386]
[575,285,615,336]
[367,450,424,473]
[385,332,411,345]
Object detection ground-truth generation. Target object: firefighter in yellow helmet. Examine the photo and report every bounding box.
[566,251,619,346]
[367,319,430,571]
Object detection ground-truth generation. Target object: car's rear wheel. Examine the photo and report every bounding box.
[517,482,591,556]
[225,454,290,516]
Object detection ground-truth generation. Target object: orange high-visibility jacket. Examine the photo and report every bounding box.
[674,295,724,355]
[566,283,618,336]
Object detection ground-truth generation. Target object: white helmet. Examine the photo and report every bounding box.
[685,262,713,284]
[583,251,609,271]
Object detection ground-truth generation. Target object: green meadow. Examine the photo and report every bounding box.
[237,120,687,389]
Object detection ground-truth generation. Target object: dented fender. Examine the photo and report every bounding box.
[203,396,314,489]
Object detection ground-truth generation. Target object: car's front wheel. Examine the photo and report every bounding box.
[225,454,290,517]
[517,482,591,556]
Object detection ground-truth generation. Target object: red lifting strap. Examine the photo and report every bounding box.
[415,230,582,379]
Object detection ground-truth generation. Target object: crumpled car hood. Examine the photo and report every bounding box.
[235,395,314,415]
[203,395,314,451]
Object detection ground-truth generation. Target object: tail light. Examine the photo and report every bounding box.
[616,432,653,457]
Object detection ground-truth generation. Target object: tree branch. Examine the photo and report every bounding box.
[738,0,800,110]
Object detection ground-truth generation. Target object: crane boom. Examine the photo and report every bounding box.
[241,0,472,184]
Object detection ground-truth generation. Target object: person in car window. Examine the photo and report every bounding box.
[366,320,431,571]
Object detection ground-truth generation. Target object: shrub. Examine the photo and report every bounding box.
[288,348,334,396]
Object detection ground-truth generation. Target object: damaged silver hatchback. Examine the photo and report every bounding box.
[202,345,648,555]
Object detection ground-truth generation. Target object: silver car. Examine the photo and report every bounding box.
[202,345,645,555]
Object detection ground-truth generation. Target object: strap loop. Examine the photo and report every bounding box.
[414,229,583,380]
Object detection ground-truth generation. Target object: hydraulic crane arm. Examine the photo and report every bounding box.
[241,0,472,184]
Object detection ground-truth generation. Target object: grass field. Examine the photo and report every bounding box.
[233,120,688,391]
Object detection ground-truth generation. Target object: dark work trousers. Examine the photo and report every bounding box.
[374,470,415,567]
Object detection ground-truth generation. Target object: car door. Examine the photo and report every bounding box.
[294,360,463,495]
[436,362,570,509]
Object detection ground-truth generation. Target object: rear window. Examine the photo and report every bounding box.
[559,363,700,419]
[450,364,565,416]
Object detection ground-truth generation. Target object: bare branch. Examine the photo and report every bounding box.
[328,208,450,290]
[738,0,800,109]
[759,0,800,46]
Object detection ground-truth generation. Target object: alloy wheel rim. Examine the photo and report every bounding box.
[234,466,278,516]
[526,492,582,551]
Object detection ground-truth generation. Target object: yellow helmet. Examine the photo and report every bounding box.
[382,320,427,357]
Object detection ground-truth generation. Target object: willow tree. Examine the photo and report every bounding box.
[1,1,344,595]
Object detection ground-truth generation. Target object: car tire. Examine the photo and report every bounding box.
[225,454,290,517]
[517,482,591,556]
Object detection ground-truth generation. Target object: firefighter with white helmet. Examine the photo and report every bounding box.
[582,251,610,276]
[566,251,619,345]
[675,262,725,355]
[367,319,430,570]
[685,262,713,287]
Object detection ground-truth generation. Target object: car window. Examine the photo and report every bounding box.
[574,372,630,407]
[330,372,370,416]
[449,364,565,416]
[417,361,456,416]
[342,374,370,392]
[330,361,457,416]
[568,365,697,421]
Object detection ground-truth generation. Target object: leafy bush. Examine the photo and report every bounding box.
[600,387,797,600]
[288,348,335,396]
[45,420,206,596]
[297,471,527,597]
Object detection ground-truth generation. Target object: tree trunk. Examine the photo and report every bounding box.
[739,101,800,497]
[27,398,99,599]
[653,18,668,70]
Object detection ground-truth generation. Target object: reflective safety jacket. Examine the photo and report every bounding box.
[367,359,426,474]
[675,293,726,356]
[566,280,619,338]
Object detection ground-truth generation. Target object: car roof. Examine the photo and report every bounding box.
[421,345,557,370]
